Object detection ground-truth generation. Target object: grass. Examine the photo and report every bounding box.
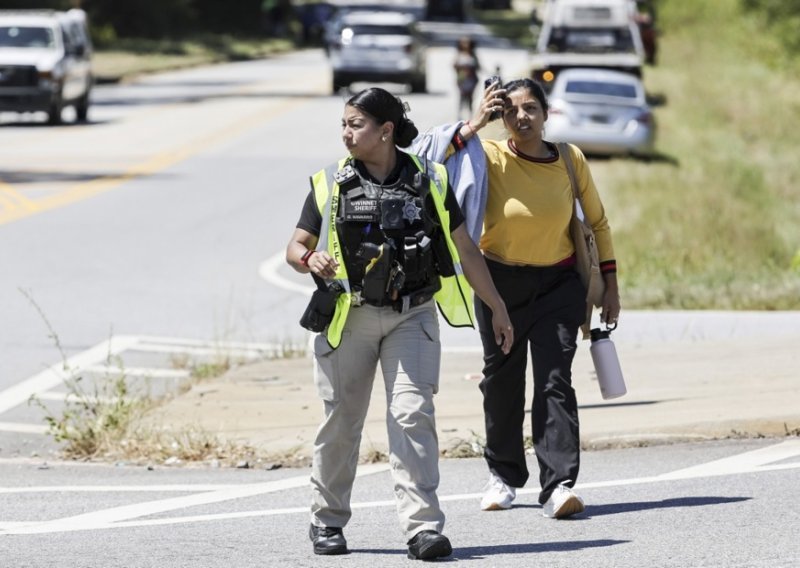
[587,0,800,309]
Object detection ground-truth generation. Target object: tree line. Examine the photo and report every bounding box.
[1,0,798,56]
[0,0,294,39]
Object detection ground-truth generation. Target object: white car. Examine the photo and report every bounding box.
[0,9,93,124]
[329,11,427,94]
[545,68,655,156]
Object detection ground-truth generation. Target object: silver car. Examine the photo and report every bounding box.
[329,11,427,94]
[545,67,654,156]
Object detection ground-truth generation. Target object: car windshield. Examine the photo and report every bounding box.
[0,26,55,49]
[547,27,636,53]
[346,24,410,36]
[565,80,638,99]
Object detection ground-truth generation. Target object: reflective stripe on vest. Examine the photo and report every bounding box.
[407,155,475,330]
[311,154,474,348]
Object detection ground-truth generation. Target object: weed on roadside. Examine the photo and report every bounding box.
[29,359,150,460]
[441,430,486,459]
[21,288,150,459]
[21,288,309,467]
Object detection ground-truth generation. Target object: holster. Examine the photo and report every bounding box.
[299,276,340,332]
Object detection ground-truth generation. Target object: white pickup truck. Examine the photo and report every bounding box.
[0,9,93,124]
[530,0,645,91]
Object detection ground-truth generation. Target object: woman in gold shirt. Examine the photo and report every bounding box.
[454,78,621,518]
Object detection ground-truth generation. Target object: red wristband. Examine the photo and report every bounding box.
[300,249,315,267]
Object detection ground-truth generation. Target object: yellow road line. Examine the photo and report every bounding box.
[0,94,311,227]
[0,176,40,219]
[0,184,17,216]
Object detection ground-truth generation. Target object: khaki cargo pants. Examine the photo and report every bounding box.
[309,300,444,539]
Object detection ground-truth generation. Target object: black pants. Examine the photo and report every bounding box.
[475,258,586,505]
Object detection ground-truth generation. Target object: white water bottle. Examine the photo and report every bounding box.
[590,325,627,400]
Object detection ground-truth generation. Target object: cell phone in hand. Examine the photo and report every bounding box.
[484,75,503,121]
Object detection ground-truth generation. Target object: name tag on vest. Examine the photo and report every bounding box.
[343,198,380,222]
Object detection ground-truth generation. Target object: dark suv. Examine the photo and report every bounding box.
[0,9,93,124]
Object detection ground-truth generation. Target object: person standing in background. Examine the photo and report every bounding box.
[453,36,480,120]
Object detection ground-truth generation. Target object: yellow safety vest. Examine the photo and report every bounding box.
[310,154,474,348]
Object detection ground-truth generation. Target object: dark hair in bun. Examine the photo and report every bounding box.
[346,88,419,147]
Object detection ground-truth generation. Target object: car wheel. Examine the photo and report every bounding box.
[47,96,63,125]
[75,91,90,122]
[410,75,426,94]
[332,73,347,94]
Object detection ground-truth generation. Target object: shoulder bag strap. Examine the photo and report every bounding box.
[558,142,584,220]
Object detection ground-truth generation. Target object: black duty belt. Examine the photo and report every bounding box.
[360,284,438,314]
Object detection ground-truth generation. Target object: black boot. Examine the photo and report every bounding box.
[309,524,349,555]
[407,530,453,560]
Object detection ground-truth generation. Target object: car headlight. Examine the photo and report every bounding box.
[341,27,354,45]
[37,69,63,89]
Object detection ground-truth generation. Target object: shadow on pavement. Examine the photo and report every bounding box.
[353,539,627,559]
[587,496,751,517]
[0,170,173,184]
[579,399,664,410]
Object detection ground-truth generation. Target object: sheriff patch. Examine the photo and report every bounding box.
[342,198,380,222]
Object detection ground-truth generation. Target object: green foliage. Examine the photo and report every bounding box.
[741,0,800,53]
[0,0,70,8]
[82,0,293,39]
[30,363,148,459]
[19,288,149,459]
[0,0,290,39]
[84,0,196,39]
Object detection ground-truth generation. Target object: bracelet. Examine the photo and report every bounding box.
[464,120,477,137]
[300,249,315,267]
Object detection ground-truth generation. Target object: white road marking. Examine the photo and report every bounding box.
[0,421,47,434]
[0,335,296,418]
[126,344,271,358]
[2,442,799,535]
[0,484,255,494]
[258,251,314,296]
[0,522,35,531]
[3,463,389,535]
[134,336,290,350]
[33,391,129,404]
[657,439,800,480]
[82,366,191,380]
[0,337,139,415]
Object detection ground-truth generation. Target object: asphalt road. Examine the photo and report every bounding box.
[0,44,532,461]
[0,44,529,380]
[2,42,799,568]
[1,439,799,567]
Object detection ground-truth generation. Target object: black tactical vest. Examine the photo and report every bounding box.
[335,157,440,306]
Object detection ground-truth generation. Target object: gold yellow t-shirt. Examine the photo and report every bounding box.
[479,139,615,266]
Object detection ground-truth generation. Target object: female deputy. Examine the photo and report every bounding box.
[452,79,620,518]
[286,87,513,560]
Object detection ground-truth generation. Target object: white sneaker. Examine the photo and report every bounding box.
[542,481,585,518]
[480,473,516,511]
